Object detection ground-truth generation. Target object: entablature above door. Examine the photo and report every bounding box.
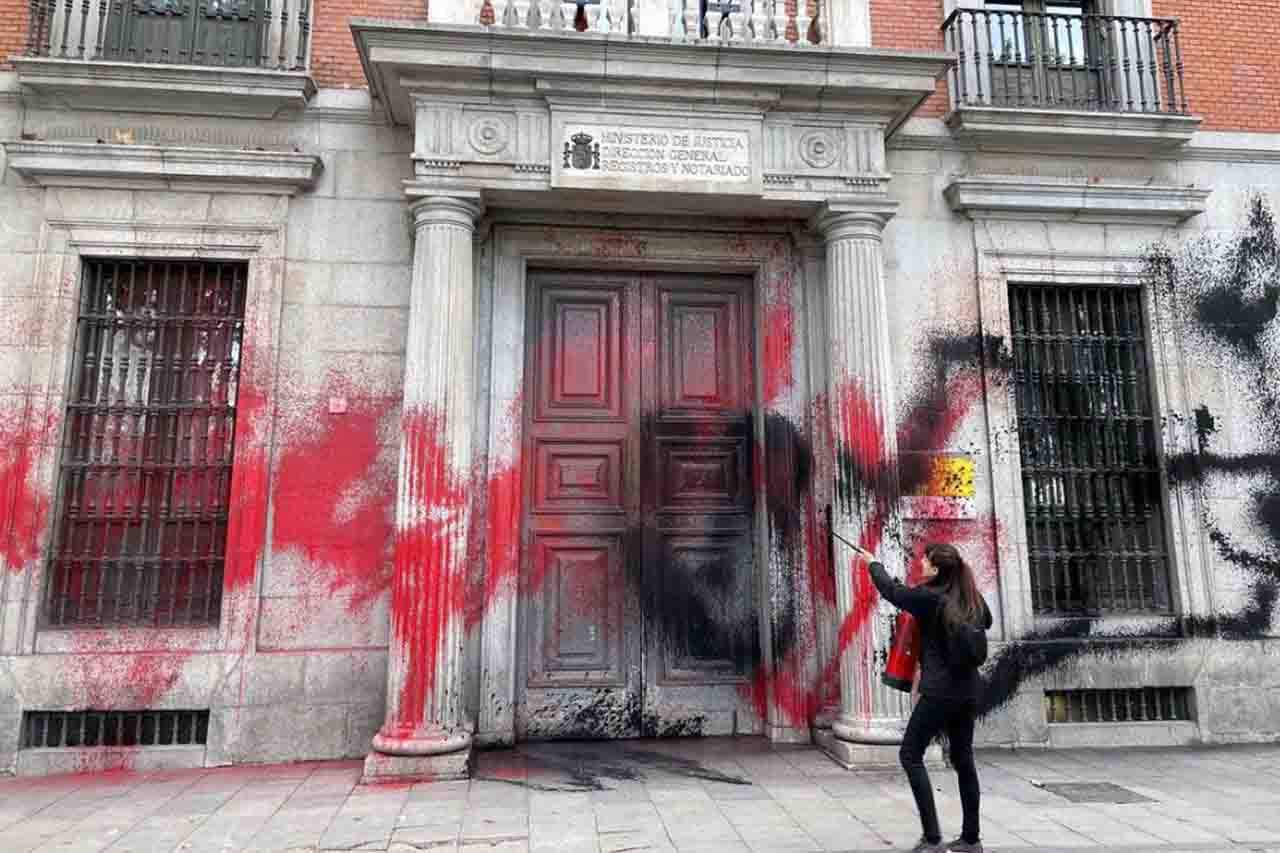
[351,22,953,217]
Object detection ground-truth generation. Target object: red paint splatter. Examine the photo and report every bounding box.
[755,367,987,728]
[0,406,52,573]
[905,516,1000,593]
[271,390,399,614]
[468,461,520,630]
[62,636,194,709]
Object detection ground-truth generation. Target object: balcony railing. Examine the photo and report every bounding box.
[478,0,826,45]
[24,0,311,68]
[942,9,1188,115]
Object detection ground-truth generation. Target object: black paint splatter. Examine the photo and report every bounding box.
[1194,405,1217,453]
[1193,197,1279,356]
[478,741,748,791]
[979,198,1280,719]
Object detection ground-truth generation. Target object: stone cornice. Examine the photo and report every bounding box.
[2,140,324,195]
[892,133,1280,170]
[944,106,1201,155]
[12,57,316,120]
[349,20,953,131]
[944,175,1210,226]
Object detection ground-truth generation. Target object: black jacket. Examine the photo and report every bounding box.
[867,561,993,703]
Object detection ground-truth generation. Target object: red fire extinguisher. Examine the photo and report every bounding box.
[827,518,922,695]
[881,610,922,693]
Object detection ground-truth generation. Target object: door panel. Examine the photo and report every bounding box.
[527,534,626,685]
[517,271,757,740]
[642,278,757,737]
[519,274,641,740]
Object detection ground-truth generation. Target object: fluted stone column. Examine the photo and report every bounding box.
[363,194,483,782]
[811,202,915,769]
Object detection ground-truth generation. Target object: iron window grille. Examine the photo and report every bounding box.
[21,709,211,748]
[1009,283,1171,615]
[44,260,248,628]
[1045,687,1193,723]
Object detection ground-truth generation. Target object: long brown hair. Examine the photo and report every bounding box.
[923,543,982,628]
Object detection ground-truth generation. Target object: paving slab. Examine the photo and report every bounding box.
[0,741,1278,852]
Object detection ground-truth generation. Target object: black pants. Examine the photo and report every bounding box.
[899,694,980,845]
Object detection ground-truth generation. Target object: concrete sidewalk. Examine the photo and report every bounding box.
[2,739,1279,853]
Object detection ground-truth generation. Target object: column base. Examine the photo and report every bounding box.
[814,727,943,770]
[361,747,472,784]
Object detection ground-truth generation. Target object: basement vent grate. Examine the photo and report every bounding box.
[1045,687,1193,724]
[21,710,210,749]
[1040,782,1154,804]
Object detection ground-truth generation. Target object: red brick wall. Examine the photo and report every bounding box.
[1153,0,1280,132]
[0,0,28,70]
[4,0,1278,132]
[310,0,427,88]
[870,0,948,117]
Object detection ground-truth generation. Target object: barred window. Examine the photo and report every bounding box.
[1009,284,1170,615]
[44,260,248,628]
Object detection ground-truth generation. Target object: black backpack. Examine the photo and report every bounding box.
[939,607,988,671]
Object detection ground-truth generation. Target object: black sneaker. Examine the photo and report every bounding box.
[910,838,944,853]
[947,839,983,853]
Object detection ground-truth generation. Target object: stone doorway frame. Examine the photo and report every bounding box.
[473,218,819,749]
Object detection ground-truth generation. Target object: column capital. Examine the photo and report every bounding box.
[809,199,898,242]
[408,192,485,231]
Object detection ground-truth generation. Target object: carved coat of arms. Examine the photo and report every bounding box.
[563,132,600,171]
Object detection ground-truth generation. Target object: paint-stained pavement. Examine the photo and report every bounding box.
[3,739,1280,853]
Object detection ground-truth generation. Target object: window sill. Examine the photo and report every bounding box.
[12,57,316,120]
[945,104,1201,154]
[35,626,221,655]
[945,174,1210,226]
[1045,720,1199,748]
[1027,613,1182,637]
[4,140,323,195]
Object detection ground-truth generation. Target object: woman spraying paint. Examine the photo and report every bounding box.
[849,541,992,853]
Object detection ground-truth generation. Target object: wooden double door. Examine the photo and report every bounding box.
[516,270,760,740]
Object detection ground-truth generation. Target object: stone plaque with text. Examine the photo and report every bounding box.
[550,114,761,195]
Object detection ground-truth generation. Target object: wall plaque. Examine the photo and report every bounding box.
[550,114,761,194]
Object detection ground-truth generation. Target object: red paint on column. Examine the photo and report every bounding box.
[745,505,887,727]
[390,407,468,733]
[834,380,886,477]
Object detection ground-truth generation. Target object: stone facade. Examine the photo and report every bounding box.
[0,0,1278,780]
